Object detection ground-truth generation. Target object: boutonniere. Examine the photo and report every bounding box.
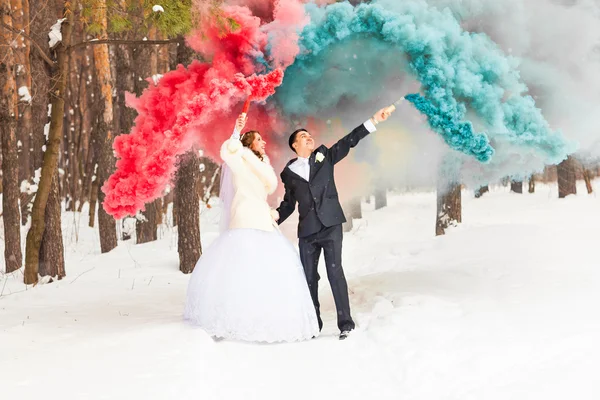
[315,152,325,163]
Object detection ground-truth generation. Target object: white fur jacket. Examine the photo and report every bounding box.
[220,138,278,232]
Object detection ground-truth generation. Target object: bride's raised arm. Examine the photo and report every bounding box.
[220,115,247,169]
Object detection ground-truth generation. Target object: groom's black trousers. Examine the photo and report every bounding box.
[298,224,355,332]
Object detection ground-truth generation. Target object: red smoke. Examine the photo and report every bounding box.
[102,1,307,219]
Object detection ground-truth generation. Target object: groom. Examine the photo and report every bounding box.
[274,106,395,340]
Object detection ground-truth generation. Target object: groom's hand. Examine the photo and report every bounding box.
[371,106,396,125]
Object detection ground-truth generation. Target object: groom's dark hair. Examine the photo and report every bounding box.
[289,128,308,153]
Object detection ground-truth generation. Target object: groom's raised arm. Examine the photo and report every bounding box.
[326,119,376,165]
[276,176,297,224]
[326,106,395,165]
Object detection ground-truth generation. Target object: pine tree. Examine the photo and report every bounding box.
[24,2,72,284]
[557,156,577,198]
[1,0,23,273]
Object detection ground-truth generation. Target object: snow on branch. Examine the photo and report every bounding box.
[48,18,66,49]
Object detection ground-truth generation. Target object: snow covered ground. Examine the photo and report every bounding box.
[1,182,600,400]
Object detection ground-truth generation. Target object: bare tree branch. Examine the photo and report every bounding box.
[69,38,179,51]
[2,22,177,66]
[1,21,54,67]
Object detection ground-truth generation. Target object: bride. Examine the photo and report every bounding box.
[184,114,319,343]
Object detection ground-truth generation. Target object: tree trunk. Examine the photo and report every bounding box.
[436,182,461,236]
[175,150,201,273]
[24,5,72,285]
[28,0,56,175]
[510,180,523,194]
[88,178,98,227]
[343,197,362,232]
[96,121,117,251]
[135,201,159,243]
[169,36,195,231]
[26,0,56,224]
[374,188,387,210]
[39,171,65,279]
[528,175,535,193]
[133,43,157,243]
[77,46,94,210]
[63,60,75,211]
[349,197,362,219]
[113,43,135,239]
[0,3,23,273]
[474,185,489,198]
[92,2,117,253]
[582,169,593,194]
[557,156,577,198]
[172,193,179,227]
[69,22,86,212]
[12,0,33,203]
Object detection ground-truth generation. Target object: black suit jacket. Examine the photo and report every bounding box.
[277,123,372,238]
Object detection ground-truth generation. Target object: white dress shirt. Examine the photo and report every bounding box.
[288,119,377,182]
[289,156,311,181]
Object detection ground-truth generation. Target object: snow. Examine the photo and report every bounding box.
[18,86,32,104]
[152,5,165,13]
[1,183,600,399]
[48,18,66,48]
[43,123,50,140]
[151,74,163,85]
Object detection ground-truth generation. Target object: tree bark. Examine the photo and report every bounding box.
[25,0,57,224]
[0,2,23,273]
[113,43,136,239]
[96,120,117,251]
[92,2,117,253]
[510,180,523,194]
[24,5,72,285]
[169,36,195,231]
[374,188,387,210]
[582,169,593,194]
[172,193,179,227]
[557,156,577,198]
[12,0,33,202]
[28,0,56,175]
[135,201,159,243]
[175,150,201,273]
[528,175,535,193]
[436,181,461,236]
[133,43,158,243]
[88,178,98,227]
[343,197,362,232]
[63,54,76,211]
[349,196,362,219]
[39,171,65,279]
[474,185,489,198]
[77,46,94,210]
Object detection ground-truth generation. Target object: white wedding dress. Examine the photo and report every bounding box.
[184,131,319,343]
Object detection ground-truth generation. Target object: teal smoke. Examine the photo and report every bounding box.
[272,0,572,165]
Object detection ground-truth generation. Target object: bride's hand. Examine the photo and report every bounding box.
[235,114,247,133]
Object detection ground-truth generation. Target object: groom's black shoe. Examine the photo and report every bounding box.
[339,330,352,340]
